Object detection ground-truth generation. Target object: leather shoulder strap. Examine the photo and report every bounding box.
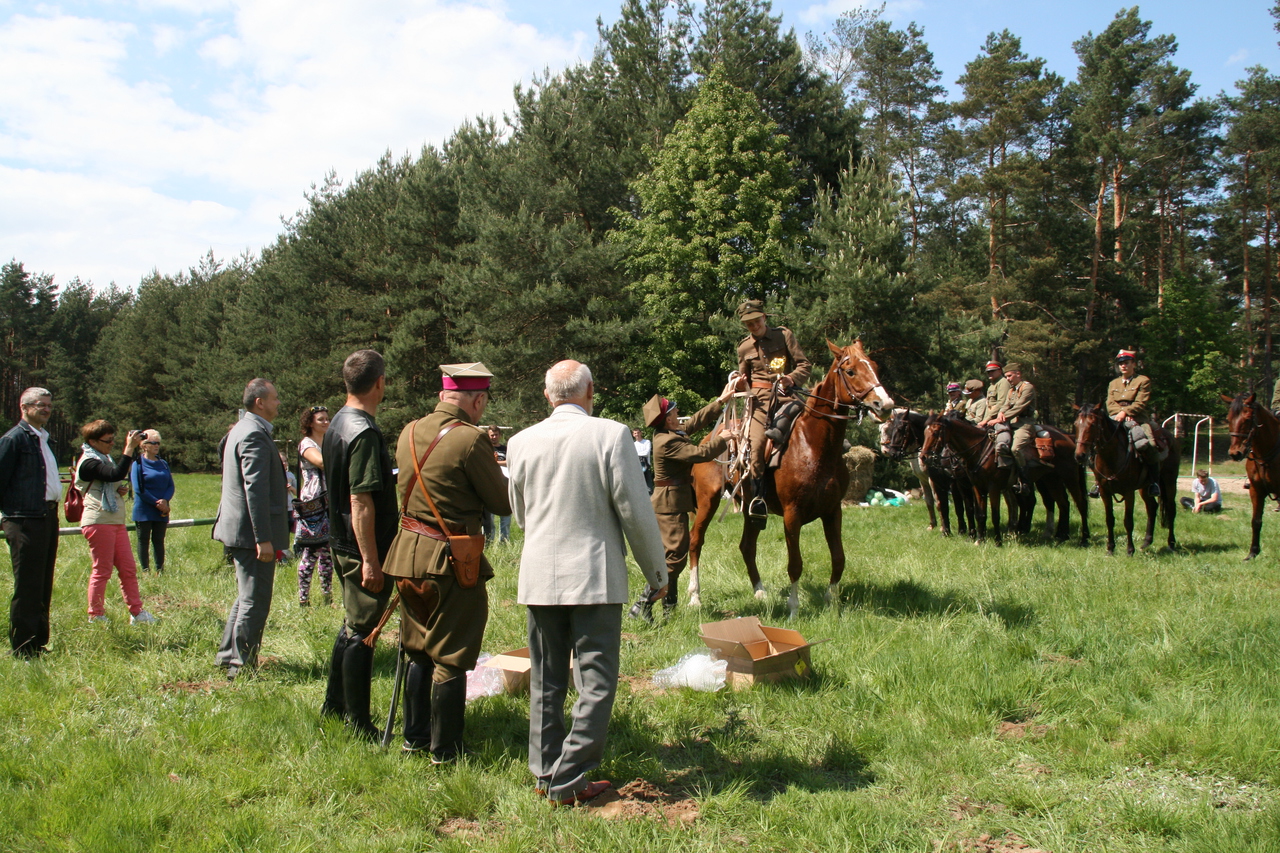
[404,419,465,534]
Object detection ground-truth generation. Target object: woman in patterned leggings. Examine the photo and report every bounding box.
[296,406,333,605]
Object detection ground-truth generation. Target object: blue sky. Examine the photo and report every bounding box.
[1,0,1275,289]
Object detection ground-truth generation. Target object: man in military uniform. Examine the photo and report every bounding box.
[977,361,1010,427]
[636,380,739,619]
[382,363,511,762]
[963,380,987,424]
[735,299,811,521]
[1107,349,1161,497]
[991,363,1039,493]
[943,382,966,416]
[321,350,398,740]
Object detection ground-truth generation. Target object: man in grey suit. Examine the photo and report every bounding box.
[213,378,289,679]
[507,360,667,806]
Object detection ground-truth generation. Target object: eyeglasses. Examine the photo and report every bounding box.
[310,406,328,413]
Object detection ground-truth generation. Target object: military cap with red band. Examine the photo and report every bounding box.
[1115,349,1137,361]
[642,394,676,428]
[985,361,1003,371]
[440,362,493,390]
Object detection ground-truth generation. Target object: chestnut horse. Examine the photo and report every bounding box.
[881,408,974,537]
[1222,393,1279,560]
[1072,403,1178,555]
[686,340,893,618]
[921,413,1088,545]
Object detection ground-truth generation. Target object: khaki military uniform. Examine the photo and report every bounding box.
[737,326,811,478]
[985,377,1011,419]
[1272,376,1280,411]
[1000,380,1038,462]
[382,401,511,681]
[1107,373,1158,459]
[651,399,727,586]
[966,396,988,424]
[943,397,967,417]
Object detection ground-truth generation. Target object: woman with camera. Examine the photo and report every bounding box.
[76,420,157,624]
[295,406,333,606]
[131,429,175,574]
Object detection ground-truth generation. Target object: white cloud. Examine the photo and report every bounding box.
[1227,48,1250,65]
[0,0,589,287]
[795,0,921,26]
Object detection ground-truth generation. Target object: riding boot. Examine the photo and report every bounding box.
[663,581,679,617]
[1016,465,1033,496]
[748,477,768,525]
[320,627,349,720]
[1145,462,1161,497]
[341,633,381,742]
[430,676,467,764]
[401,659,434,754]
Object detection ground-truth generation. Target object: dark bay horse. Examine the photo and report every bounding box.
[687,340,893,618]
[881,408,974,537]
[1072,403,1177,555]
[921,413,1088,545]
[1222,393,1279,560]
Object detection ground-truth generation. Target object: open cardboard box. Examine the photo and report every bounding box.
[480,647,532,695]
[698,616,827,688]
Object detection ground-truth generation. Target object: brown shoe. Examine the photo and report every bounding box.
[553,780,611,806]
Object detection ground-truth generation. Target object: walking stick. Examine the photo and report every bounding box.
[382,642,408,749]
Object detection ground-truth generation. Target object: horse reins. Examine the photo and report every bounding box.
[1079,409,1137,486]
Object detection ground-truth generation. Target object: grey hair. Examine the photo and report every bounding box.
[545,361,592,405]
[143,429,162,442]
[243,378,274,411]
[20,387,51,406]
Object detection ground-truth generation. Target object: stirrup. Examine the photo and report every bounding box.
[748,496,768,519]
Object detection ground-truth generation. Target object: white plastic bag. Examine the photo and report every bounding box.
[652,650,727,692]
[465,653,505,701]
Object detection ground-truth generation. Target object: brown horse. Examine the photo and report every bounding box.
[920,413,1088,545]
[1072,403,1178,555]
[880,408,975,537]
[1222,393,1279,560]
[687,339,893,618]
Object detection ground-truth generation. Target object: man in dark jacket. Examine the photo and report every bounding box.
[0,387,61,658]
[321,350,398,740]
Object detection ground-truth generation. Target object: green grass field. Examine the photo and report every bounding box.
[2,473,1279,852]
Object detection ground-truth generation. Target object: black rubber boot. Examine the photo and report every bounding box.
[402,659,434,754]
[431,676,468,764]
[342,633,381,742]
[320,628,349,720]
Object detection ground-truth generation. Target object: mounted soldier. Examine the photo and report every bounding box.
[963,379,987,424]
[734,299,811,523]
[942,382,966,416]
[989,363,1041,494]
[1107,349,1161,497]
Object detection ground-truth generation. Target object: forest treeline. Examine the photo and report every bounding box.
[4,0,1279,470]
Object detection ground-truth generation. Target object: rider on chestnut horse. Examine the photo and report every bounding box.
[982,362,1043,495]
[735,299,811,525]
[1107,349,1161,497]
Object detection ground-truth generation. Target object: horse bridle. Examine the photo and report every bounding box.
[800,350,888,422]
[924,415,993,475]
[1230,400,1280,467]
[1077,407,1136,485]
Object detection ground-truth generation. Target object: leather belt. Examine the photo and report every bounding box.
[399,516,453,541]
[653,478,687,487]
[750,380,776,389]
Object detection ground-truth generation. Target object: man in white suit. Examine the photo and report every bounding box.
[212,378,289,679]
[507,360,667,806]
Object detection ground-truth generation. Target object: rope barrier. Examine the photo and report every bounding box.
[0,518,217,540]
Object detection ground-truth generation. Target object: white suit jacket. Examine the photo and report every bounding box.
[508,404,667,606]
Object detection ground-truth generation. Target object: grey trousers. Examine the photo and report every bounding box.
[527,603,622,799]
[215,547,275,669]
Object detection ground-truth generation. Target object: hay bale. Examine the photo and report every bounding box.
[843,446,876,503]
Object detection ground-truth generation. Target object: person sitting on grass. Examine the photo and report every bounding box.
[1180,469,1222,513]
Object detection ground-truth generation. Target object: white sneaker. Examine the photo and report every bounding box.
[88,614,109,624]
[130,610,158,625]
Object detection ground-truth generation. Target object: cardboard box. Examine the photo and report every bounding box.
[481,647,532,695]
[698,616,826,689]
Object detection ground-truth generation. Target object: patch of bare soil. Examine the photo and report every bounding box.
[436,818,484,838]
[935,832,1052,853]
[996,721,1050,740]
[583,778,699,825]
[619,674,661,695]
[160,680,228,694]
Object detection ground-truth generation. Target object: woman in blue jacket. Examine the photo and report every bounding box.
[131,429,175,573]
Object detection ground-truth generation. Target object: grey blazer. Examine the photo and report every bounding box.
[508,405,667,606]
[212,413,290,550]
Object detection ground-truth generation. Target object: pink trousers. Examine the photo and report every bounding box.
[84,524,143,617]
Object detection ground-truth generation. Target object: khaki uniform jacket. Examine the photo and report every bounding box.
[943,398,967,417]
[999,380,1036,427]
[1106,375,1152,424]
[382,402,512,581]
[966,397,988,424]
[651,399,726,514]
[737,326,811,398]
[985,377,1011,415]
